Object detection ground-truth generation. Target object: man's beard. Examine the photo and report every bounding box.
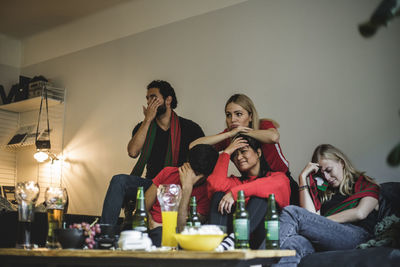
[156,103,167,117]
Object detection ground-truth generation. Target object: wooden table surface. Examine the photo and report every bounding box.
[0,248,295,267]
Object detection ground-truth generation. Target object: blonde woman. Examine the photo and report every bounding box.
[277,144,380,266]
[190,93,299,204]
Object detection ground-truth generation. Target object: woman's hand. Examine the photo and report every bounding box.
[299,162,320,183]
[228,126,253,138]
[218,192,235,214]
[223,137,248,155]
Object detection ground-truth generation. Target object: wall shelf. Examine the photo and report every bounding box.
[0,85,65,113]
[0,97,63,113]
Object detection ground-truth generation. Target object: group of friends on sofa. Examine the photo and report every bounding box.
[99,80,381,266]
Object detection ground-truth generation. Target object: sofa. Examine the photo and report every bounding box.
[299,182,400,267]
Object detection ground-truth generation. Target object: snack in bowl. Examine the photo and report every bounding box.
[175,225,226,251]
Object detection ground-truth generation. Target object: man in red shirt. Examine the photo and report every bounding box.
[145,144,219,247]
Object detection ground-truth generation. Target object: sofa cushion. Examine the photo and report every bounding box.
[299,247,400,267]
[378,182,400,221]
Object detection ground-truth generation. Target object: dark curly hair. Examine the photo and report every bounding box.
[188,144,219,178]
[147,80,178,109]
[231,134,271,179]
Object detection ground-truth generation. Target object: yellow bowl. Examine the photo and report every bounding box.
[175,234,227,251]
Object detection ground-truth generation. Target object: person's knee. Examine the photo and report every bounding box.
[281,235,314,258]
[280,205,304,225]
[282,205,302,215]
[109,174,129,186]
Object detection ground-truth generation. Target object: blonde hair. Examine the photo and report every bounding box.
[225,94,260,130]
[311,144,377,203]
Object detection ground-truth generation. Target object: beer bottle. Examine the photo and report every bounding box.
[186,196,201,227]
[265,194,279,249]
[132,187,148,233]
[233,190,249,249]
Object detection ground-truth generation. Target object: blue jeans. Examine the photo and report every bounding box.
[100,174,153,225]
[275,205,372,267]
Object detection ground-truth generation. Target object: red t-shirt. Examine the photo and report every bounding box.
[207,153,291,208]
[150,167,210,223]
[214,120,289,173]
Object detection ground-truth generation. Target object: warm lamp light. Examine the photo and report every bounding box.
[33,87,59,163]
[34,151,49,162]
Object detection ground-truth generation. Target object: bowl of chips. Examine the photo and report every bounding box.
[175,225,226,251]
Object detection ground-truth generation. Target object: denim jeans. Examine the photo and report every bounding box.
[275,205,372,267]
[100,174,153,225]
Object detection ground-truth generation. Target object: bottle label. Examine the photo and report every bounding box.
[265,220,279,240]
[234,219,249,241]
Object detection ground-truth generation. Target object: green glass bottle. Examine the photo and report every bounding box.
[132,187,148,233]
[265,194,279,249]
[186,196,201,227]
[233,190,249,249]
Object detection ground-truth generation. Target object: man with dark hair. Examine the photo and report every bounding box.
[145,144,219,246]
[100,80,205,226]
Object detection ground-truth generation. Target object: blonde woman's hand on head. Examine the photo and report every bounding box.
[223,137,248,155]
[228,126,253,138]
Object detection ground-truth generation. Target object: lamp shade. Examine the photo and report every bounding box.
[34,151,49,162]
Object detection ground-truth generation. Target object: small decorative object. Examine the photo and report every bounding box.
[70,219,101,249]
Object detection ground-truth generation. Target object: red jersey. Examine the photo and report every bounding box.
[150,167,210,223]
[214,119,289,173]
[207,153,291,208]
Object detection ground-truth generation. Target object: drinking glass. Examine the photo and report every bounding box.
[15,181,40,249]
[45,187,67,249]
[157,184,182,248]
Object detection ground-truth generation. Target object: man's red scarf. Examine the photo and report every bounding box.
[309,175,379,216]
[131,111,181,176]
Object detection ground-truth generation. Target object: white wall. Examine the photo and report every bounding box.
[19,0,400,216]
[0,34,21,68]
[0,34,21,95]
[21,0,247,67]
[0,35,21,189]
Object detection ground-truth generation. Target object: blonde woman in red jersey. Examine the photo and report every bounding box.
[190,93,299,205]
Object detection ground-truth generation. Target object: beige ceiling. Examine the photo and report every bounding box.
[0,0,132,39]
